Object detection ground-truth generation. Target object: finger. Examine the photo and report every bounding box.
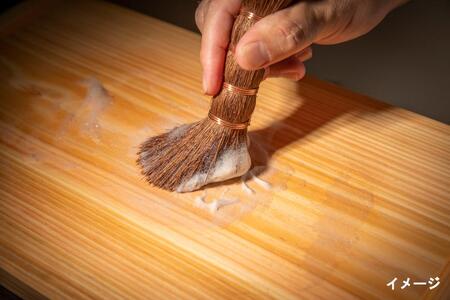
[195,0,210,33]
[200,0,241,95]
[295,46,312,62]
[264,57,306,81]
[264,47,311,80]
[235,2,323,70]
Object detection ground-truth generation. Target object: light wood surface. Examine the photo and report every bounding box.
[0,1,449,299]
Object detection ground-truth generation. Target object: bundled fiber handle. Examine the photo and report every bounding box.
[138,0,291,192]
[210,0,291,128]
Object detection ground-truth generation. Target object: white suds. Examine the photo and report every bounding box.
[240,167,272,194]
[167,124,189,140]
[176,144,251,192]
[241,173,255,195]
[57,77,112,142]
[250,169,272,190]
[241,180,255,195]
[79,77,113,141]
[194,190,239,213]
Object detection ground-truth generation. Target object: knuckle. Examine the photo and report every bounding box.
[195,1,206,29]
[195,10,202,29]
[207,0,221,13]
[276,19,306,51]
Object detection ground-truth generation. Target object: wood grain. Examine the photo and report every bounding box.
[0,1,449,299]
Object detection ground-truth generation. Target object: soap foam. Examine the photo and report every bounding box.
[194,190,240,213]
[176,143,251,192]
[57,77,113,143]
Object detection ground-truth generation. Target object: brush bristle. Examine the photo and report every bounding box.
[137,119,248,191]
[137,0,291,192]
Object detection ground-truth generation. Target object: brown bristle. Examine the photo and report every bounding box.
[137,0,291,192]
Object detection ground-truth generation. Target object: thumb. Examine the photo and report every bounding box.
[235,2,322,70]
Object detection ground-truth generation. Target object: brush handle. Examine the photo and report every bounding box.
[208,0,292,127]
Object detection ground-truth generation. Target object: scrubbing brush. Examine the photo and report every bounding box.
[137,0,291,192]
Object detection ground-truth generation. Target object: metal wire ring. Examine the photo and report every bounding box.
[222,82,258,96]
[208,112,250,130]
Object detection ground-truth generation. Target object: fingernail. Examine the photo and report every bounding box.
[238,41,270,69]
[270,72,302,81]
[283,72,302,81]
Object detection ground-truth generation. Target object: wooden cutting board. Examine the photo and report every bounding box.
[0,1,449,299]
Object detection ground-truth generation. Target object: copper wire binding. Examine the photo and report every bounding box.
[228,9,261,54]
[208,82,255,129]
[209,9,261,131]
[208,112,250,130]
[222,82,258,96]
[239,8,262,22]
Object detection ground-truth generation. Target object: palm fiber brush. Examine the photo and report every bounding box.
[137,0,291,192]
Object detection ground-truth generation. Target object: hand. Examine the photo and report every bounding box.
[196,0,408,95]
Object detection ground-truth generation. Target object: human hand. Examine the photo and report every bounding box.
[196,0,408,95]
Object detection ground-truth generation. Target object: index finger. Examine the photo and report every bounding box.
[200,0,241,95]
